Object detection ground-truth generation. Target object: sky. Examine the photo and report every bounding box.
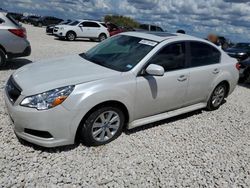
[1,0,250,42]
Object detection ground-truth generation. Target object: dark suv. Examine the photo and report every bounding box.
[33,16,63,27]
[21,15,40,24]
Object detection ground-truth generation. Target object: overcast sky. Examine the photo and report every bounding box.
[2,0,250,42]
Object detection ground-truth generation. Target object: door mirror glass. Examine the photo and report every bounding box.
[146,64,164,76]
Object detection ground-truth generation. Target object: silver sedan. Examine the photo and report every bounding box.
[4,32,239,147]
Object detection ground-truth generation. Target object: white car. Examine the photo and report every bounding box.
[53,20,109,41]
[4,32,239,147]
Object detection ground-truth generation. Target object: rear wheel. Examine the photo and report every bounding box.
[80,106,125,146]
[0,49,6,67]
[206,83,227,111]
[66,31,76,41]
[98,33,107,42]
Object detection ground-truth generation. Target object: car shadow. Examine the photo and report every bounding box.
[0,58,32,70]
[124,109,203,135]
[54,37,98,42]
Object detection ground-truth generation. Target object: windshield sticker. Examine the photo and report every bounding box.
[126,64,133,69]
[139,40,158,47]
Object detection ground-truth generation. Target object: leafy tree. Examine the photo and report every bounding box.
[104,15,140,28]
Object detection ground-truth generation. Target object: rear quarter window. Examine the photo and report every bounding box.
[189,42,221,67]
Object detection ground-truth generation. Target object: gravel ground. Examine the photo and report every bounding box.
[0,24,250,187]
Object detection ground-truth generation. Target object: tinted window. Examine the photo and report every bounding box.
[82,21,100,27]
[190,42,221,67]
[156,27,163,32]
[69,21,79,26]
[151,25,157,31]
[149,42,186,71]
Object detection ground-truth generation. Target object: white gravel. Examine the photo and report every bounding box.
[0,24,250,187]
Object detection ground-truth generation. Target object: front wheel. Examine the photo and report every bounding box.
[0,49,6,67]
[66,31,76,41]
[206,83,227,111]
[81,106,125,146]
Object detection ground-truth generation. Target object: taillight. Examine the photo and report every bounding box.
[8,28,26,38]
[236,62,241,70]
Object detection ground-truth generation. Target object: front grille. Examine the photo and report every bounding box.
[5,76,22,104]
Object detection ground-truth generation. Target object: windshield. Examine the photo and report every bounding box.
[234,43,250,49]
[69,21,79,26]
[80,35,157,72]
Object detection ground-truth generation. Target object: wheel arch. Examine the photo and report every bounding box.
[74,100,129,143]
[218,80,230,97]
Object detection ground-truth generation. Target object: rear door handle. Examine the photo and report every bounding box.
[213,68,220,74]
[177,75,187,82]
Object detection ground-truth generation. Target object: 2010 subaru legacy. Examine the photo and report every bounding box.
[4,32,239,147]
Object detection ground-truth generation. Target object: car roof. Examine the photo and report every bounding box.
[121,31,207,43]
[77,19,101,23]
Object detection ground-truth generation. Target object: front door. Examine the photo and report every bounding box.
[134,42,189,120]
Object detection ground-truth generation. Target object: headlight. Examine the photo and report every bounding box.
[238,52,246,56]
[20,86,75,110]
[59,27,64,30]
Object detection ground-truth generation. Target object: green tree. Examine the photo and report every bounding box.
[104,15,140,28]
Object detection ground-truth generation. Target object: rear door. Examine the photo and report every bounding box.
[184,41,221,105]
[79,21,100,38]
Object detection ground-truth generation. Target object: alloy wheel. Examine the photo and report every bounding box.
[91,110,120,142]
[211,85,225,107]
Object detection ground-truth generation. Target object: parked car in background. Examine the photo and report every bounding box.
[105,22,125,36]
[238,58,250,83]
[7,12,23,22]
[0,12,31,67]
[46,19,72,34]
[53,20,109,41]
[225,43,250,61]
[139,24,164,32]
[4,32,239,147]
[33,16,63,27]
[21,15,40,24]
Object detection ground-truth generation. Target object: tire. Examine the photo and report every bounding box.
[0,49,6,67]
[98,33,107,42]
[66,31,76,41]
[206,83,227,111]
[81,106,125,146]
[239,69,250,83]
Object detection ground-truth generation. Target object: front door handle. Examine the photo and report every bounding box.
[213,68,220,74]
[177,75,187,82]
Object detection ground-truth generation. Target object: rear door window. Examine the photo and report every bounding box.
[189,42,221,67]
[82,22,100,28]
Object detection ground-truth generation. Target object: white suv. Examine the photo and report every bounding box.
[53,20,109,41]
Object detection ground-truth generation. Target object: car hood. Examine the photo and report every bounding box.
[225,48,249,54]
[12,55,121,96]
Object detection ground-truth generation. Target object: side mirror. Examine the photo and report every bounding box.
[145,64,164,76]
[79,24,83,27]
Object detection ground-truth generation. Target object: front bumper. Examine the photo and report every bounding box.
[4,91,76,147]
